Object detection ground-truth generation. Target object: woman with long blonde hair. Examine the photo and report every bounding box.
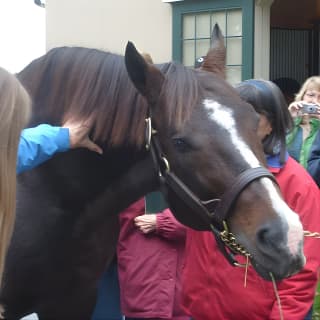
[0,67,31,289]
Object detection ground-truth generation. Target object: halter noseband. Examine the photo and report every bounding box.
[145,117,278,266]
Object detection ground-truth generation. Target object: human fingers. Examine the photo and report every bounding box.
[135,220,152,228]
[82,138,103,154]
[63,120,103,154]
[134,218,147,228]
[288,101,303,117]
[139,225,154,234]
[134,215,156,223]
[288,101,302,110]
[310,105,320,119]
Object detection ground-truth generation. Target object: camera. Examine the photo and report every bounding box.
[300,103,319,114]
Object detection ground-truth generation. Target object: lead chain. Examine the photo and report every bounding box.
[220,229,251,257]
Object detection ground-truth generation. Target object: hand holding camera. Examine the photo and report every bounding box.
[288,101,320,117]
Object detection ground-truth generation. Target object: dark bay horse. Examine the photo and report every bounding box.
[0,26,304,319]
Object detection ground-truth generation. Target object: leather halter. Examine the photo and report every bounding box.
[145,117,279,266]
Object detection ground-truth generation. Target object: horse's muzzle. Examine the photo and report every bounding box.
[250,220,305,280]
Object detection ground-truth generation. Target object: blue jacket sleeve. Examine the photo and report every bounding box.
[17,124,70,174]
[307,130,320,187]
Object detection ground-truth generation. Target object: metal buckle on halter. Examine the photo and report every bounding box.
[146,117,170,177]
[159,156,170,175]
[145,117,152,150]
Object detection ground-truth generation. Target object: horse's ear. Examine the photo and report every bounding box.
[125,42,164,105]
[201,24,226,78]
[141,52,154,64]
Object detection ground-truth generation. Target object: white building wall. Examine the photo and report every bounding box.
[254,0,274,79]
[46,0,173,63]
[46,0,273,78]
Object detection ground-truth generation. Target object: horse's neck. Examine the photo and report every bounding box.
[55,151,160,243]
[74,154,160,229]
[31,148,159,215]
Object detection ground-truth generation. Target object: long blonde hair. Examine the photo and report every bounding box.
[295,76,320,101]
[0,67,30,287]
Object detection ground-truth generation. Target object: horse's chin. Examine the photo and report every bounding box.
[249,252,306,281]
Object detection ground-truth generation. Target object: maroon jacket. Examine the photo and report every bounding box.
[117,198,188,320]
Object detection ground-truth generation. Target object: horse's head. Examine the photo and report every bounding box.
[124,25,304,280]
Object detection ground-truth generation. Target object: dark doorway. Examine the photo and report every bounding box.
[270,0,320,85]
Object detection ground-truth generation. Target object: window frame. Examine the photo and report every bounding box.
[172,0,254,80]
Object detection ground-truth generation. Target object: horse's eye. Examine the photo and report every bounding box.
[172,138,189,153]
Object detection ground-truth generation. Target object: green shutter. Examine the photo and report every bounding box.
[145,192,168,214]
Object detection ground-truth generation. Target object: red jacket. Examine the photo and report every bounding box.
[182,156,320,320]
[117,198,188,320]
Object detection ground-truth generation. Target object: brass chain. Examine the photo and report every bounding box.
[219,229,319,262]
[218,227,319,271]
[220,229,251,257]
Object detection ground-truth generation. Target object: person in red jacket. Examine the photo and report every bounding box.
[117,197,189,320]
[181,79,320,320]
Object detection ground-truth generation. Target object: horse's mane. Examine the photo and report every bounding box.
[18,47,200,148]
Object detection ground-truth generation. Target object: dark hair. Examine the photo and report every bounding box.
[272,77,300,96]
[234,79,293,164]
[272,77,300,104]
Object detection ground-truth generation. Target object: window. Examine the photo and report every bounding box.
[172,0,254,84]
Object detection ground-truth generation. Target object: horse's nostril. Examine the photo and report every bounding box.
[256,223,285,250]
[257,227,269,246]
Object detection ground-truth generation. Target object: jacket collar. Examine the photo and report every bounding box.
[266,152,288,173]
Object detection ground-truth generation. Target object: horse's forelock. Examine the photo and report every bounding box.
[159,62,200,130]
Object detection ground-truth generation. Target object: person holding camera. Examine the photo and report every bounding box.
[286,76,320,186]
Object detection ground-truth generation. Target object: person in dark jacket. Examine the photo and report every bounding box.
[308,131,320,187]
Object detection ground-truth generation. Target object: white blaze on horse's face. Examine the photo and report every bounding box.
[203,99,260,168]
[262,178,304,257]
[203,98,304,258]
